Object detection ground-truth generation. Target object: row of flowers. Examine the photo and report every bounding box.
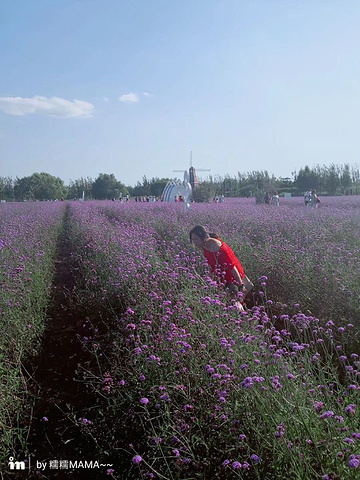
[0,201,65,459]
[66,198,360,479]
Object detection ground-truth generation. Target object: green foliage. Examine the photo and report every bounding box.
[295,165,319,192]
[92,173,128,200]
[0,176,15,201]
[192,181,216,202]
[128,176,175,198]
[13,172,67,201]
[67,176,93,200]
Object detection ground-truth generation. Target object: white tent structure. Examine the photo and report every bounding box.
[161,170,192,210]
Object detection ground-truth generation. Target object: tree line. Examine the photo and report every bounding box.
[0,163,359,202]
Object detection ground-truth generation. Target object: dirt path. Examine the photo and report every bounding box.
[23,205,113,479]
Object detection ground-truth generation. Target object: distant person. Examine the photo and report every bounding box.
[220,194,225,203]
[304,190,311,207]
[190,225,249,310]
[272,191,280,207]
[264,192,271,205]
[309,189,320,208]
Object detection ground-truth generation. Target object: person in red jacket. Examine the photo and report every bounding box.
[189,225,246,303]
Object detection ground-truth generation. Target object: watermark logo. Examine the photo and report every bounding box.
[7,456,113,473]
[8,457,27,470]
[35,460,113,470]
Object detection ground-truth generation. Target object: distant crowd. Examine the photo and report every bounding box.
[106,190,320,206]
[304,189,320,207]
[263,191,280,206]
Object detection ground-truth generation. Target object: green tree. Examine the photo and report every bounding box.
[0,176,14,201]
[192,181,216,202]
[351,165,360,194]
[128,176,174,198]
[323,164,340,195]
[67,177,93,200]
[295,166,319,192]
[339,164,352,194]
[92,173,128,200]
[14,172,67,201]
[149,178,171,197]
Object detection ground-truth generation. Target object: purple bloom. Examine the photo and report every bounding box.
[275,423,285,437]
[241,377,254,388]
[250,454,260,463]
[313,401,324,413]
[232,461,242,469]
[319,411,334,419]
[132,455,142,464]
[139,397,149,405]
[152,436,162,444]
[348,457,360,469]
[344,404,356,415]
[79,418,91,425]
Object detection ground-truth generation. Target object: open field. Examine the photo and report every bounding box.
[0,197,359,479]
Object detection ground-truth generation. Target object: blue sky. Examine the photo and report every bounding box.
[1,0,360,187]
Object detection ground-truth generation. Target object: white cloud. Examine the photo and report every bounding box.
[0,96,94,118]
[143,92,154,97]
[119,92,139,103]
[103,97,109,102]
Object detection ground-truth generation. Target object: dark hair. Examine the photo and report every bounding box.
[189,225,219,243]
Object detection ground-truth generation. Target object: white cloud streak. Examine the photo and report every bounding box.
[118,92,139,103]
[0,96,94,118]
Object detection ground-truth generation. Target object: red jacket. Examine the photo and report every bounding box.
[202,240,244,285]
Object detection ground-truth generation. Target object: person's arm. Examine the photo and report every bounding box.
[230,266,244,285]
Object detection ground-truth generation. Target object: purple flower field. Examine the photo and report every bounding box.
[0,201,65,463]
[1,197,359,479]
